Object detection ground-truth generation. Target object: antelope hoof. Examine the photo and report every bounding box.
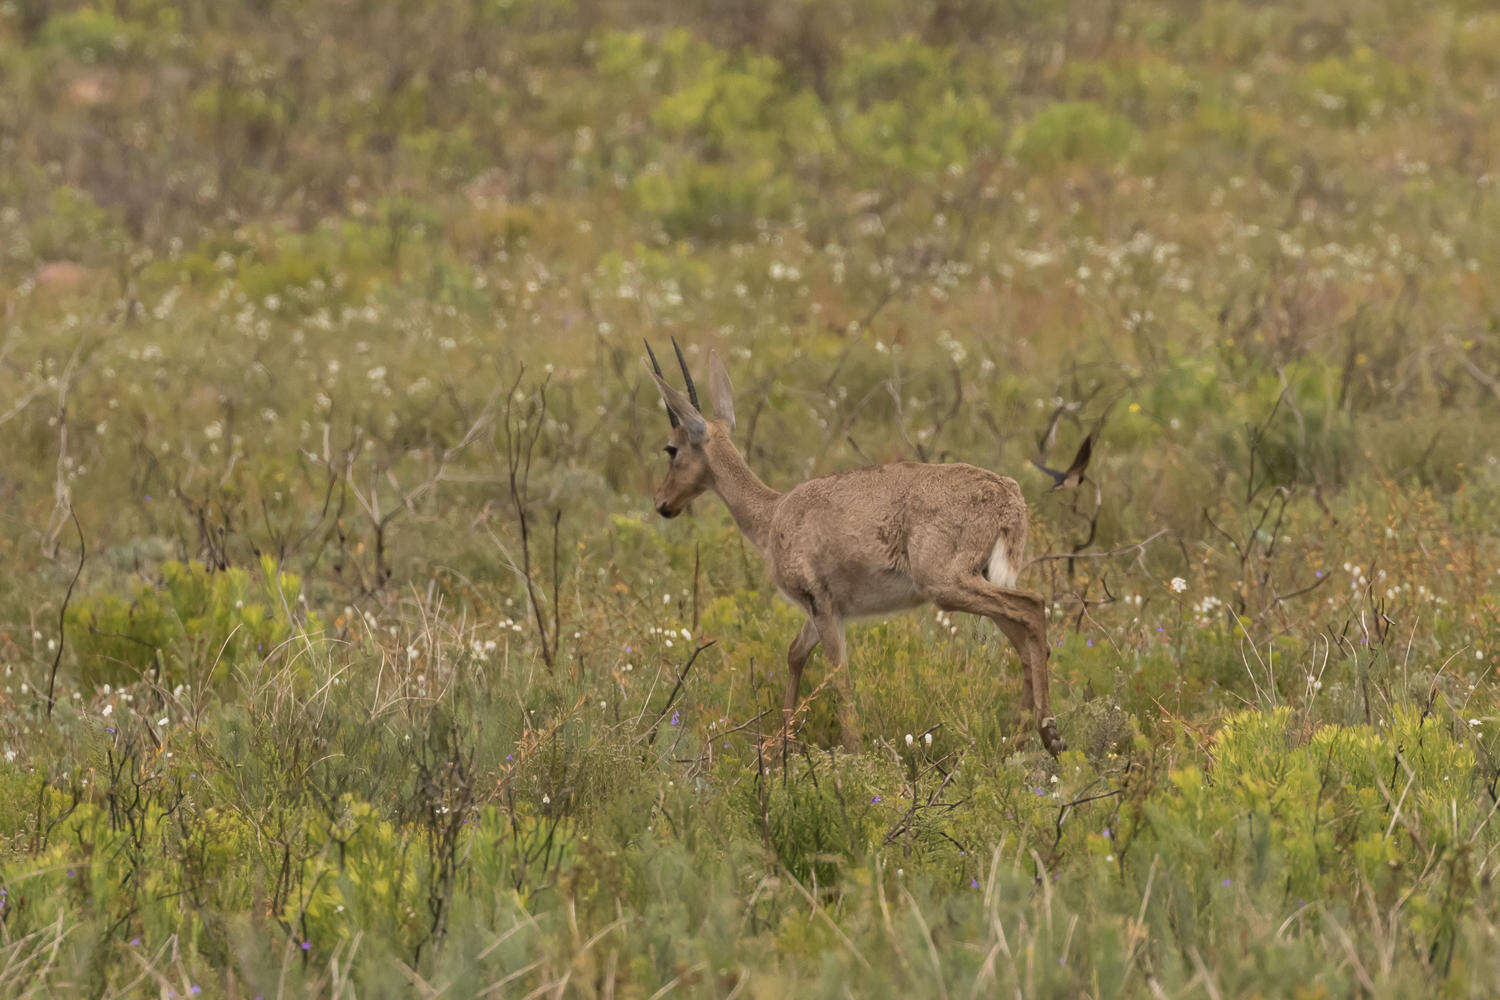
[1040,717,1066,758]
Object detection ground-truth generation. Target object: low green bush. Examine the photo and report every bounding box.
[66,558,316,689]
[1012,101,1136,171]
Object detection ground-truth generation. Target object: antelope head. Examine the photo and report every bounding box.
[645,339,736,519]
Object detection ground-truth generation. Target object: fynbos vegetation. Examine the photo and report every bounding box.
[1,0,1498,995]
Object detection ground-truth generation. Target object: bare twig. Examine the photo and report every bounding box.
[1025,529,1169,569]
[645,641,716,746]
[44,506,86,719]
[500,366,557,669]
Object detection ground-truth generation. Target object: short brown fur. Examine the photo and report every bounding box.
[648,348,1064,757]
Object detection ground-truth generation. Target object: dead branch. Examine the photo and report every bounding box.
[44,506,86,719]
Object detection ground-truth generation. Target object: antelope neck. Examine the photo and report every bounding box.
[705,436,779,551]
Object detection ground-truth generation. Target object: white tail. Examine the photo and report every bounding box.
[985,533,1020,590]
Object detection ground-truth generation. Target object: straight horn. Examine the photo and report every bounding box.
[643,340,679,428]
[671,337,700,411]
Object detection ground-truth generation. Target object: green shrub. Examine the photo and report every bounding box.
[1298,47,1426,125]
[37,8,143,64]
[1446,12,1500,75]
[1011,101,1135,170]
[633,158,793,238]
[833,40,1005,177]
[300,797,426,950]
[840,90,1002,176]
[753,758,880,887]
[28,186,127,265]
[1249,362,1356,489]
[1060,56,1200,121]
[1144,707,1481,902]
[66,558,316,689]
[614,30,832,235]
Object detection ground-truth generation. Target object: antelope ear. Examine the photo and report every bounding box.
[708,349,735,433]
[648,370,708,443]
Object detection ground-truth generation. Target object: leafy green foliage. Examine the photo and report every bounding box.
[36,8,145,64]
[1012,101,1136,170]
[66,558,314,688]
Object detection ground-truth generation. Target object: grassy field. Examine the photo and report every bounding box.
[2,0,1499,995]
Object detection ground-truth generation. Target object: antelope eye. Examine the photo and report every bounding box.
[664,445,678,459]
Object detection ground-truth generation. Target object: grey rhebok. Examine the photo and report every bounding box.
[645,341,1065,757]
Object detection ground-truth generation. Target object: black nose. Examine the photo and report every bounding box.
[656,503,677,518]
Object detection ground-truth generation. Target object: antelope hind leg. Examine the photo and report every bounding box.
[783,618,820,727]
[938,577,1066,758]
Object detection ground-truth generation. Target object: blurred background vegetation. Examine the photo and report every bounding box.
[1,0,1499,995]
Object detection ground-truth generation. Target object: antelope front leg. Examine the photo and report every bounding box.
[783,618,820,729]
